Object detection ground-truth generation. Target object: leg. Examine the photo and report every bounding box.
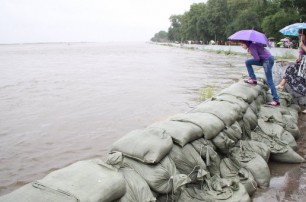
[263,57,279,102]
[245,58,262,80]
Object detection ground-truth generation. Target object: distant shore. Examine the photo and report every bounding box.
[157,42,299,59]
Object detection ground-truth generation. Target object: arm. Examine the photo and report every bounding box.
[249,45,260,61]
[299,40,306,52]
[297,41,306,63]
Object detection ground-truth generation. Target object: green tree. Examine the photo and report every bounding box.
[206,0,229,42]
[168,15,182,42]
[151,0,305,44]
[151,31,168,42]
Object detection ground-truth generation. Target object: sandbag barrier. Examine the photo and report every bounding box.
[1,78,305,202]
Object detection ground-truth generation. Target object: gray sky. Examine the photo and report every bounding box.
[0,0,206,44]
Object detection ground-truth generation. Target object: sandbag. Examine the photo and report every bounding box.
[220,158,257,196]
[258,105,284,126]
[148,120,202,147]
[251,128,305,163]
[258,119,297,150]
[206,176,251,202]
[282,114,300,139]
[270,146,305,163]
[0,183,78,202]
[219,183,251,202]
[107,152,191,194]
[212,121,243,153]
[212,132,236,154]
[238,119,252,139]
[237,140,270,162]
[249,100,260,115]
[111,127,173,164]
[118,168,156,202]
[191,138,221,177]
[243,107,258,131]
[254,94,266,106]
[223,121,242,142]
[277,91,293,106]
[229,147,270,188]
[217,82,260,104]
[213,94,249,113]
[168,144,208,182]
[0,159,127,202]
[170,113,225,140]
[156,185,215,202]
[191,100,243,127]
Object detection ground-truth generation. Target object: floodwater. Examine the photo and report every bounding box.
[0,42,246,196]
[0,42,305,201]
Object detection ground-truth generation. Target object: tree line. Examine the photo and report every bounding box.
[151,0,306,44]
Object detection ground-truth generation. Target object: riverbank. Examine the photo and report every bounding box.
[158,43,299,59]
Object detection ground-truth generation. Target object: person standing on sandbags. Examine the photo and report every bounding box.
[240,40,280,106]
[227,30,280,106]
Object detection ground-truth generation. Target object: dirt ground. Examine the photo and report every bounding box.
[252,111,306,202]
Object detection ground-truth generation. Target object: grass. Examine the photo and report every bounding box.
[198,86,214,102]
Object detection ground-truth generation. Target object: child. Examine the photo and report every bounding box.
[240,40,280,106]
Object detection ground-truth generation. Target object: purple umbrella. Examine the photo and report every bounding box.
[228,30,270,46]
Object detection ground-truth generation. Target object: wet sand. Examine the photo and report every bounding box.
[252,111,306,202]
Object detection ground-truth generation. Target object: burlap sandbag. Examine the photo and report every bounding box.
[156,185,215,202]
[107,152,191,194]
[191,138,221,177]
[0,159,127,202]
[238,119,252,139]
[258,119,297,150]
[277,91,294,107]
[220,158,257,196]
[206,176,251,202]
[258,105,284,126]
[243,107,258,131]
[212,121,243,153]
[191,100,243,127]
[282,114,300,139]
[212,132,236,154]
[237,140,270,162]
[118,168,156,202]
[251,128,305,163]
[168,144,208,182]
[148,120,202,147]
[213,94,249,113]
[249,100,260,115]
[0,182,78,202]
[279,105,299,123]
[270,147,305,163]
[111,127,173,164]
[229,147,270,188]
[217,82,260,104]
[170,112,225,140]
[223,121,242,142]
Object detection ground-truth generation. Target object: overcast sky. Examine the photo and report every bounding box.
[0,0,206,44]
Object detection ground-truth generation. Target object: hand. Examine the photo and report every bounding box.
[296,58,301,63]
[299,40,305,48]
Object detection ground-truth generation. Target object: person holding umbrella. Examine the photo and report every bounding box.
[228,30,280,106]
[276,29,306,113]
[240,40,280,106]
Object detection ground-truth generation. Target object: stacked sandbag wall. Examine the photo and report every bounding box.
[1,78,304,202]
